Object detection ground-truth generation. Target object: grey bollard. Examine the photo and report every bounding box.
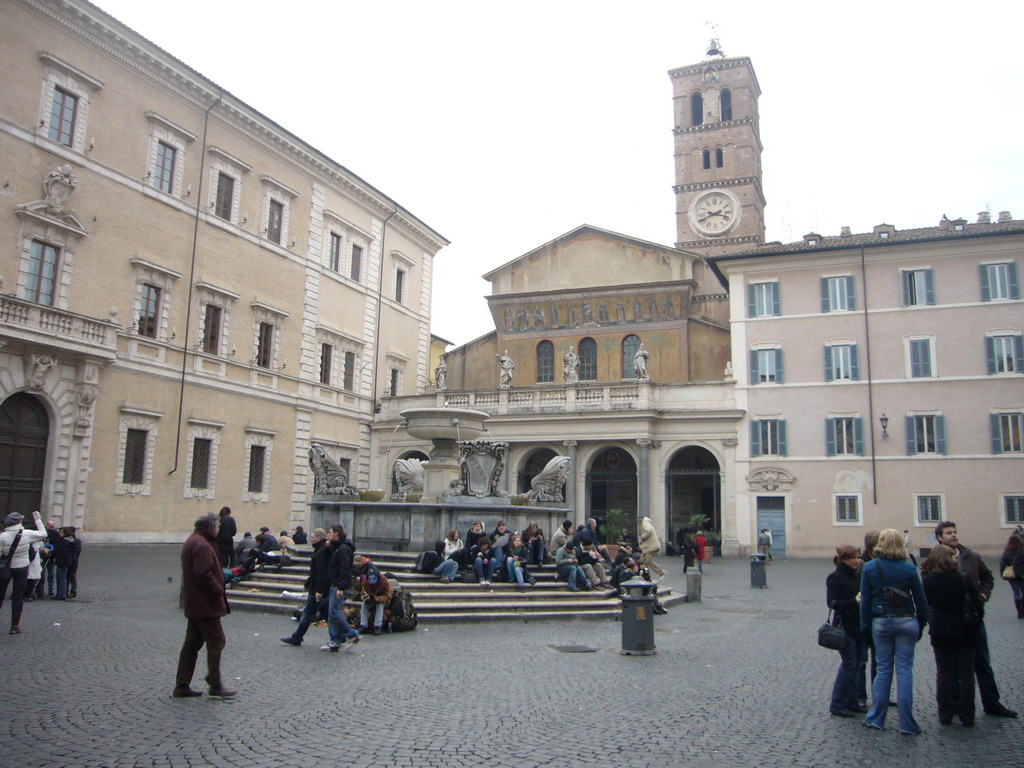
[685,569,702,602]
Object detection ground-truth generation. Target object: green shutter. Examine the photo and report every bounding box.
[750,421,761,457]
[906,416,917,455]
[775,348,784,384]
[824,346,833,382]
[936,415,947,455]
[825,419,836,457]
[980,264,991,301]
[749,349,759,385]
[1014,335,1024,372]
[747,284,757,317]
[846,276,856,311]
[985,337,997,375]
[1009,262,1020,299]
[820,278,830,312]
[991,414,1003,453]
[771,282,781,316]
[901,271,911,306]
[778,419,788,457]
[924,269,935,305]
[849,345,860,380]
[854,418,864,455]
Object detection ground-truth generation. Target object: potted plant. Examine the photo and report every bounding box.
[599,509,632,558]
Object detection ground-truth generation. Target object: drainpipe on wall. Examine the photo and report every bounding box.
[860,245,878,504]
[169,88,222,475]
[369,204,400,414]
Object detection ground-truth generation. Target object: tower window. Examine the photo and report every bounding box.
[579,337,597,381]
[715,148,724,168]
[702,150,711,170]
[690,92,703,126]
[536,340,554,383]
[720,88,732,121]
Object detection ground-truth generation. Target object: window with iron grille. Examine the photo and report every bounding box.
[916,495,942,524]
[25,241,60,305]
[329,232,342,272]
[202,304,221,354]
[350,245,362,282]
[394,269,405,303]
[1005,496,1024,525]
[320,343,333,385]
[267,200,283,243]
[190,438,211,489]
[154,141,176,193]
[48,87,78,146]
[139,284,160,338]
[835,495,860,524]
[536,341,554,383]
[248,445,266,493]
[389,368,399,397]
[579,338,597,381]
[122,429,147,485]
[215,173,234,221]
[256,322,273,368]
[343,351,355,391]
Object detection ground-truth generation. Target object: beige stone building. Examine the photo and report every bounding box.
[0,0,446,540]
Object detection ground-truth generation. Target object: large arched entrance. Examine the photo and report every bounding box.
[665,446,720,549]
[0,393,49,518]
[586,447,637,539]
[517,448,557,494]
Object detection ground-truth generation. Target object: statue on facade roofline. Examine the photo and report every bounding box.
[496,350,515,388]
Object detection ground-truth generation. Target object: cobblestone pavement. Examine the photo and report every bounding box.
[1,546,1021,768]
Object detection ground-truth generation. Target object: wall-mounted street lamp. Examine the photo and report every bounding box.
[879,413,889,441]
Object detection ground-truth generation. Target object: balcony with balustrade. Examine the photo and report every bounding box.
[0,295,119,360]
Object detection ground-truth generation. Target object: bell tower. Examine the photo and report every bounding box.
[670,41,765,258]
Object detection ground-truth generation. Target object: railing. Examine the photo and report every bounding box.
[0,296,118,351]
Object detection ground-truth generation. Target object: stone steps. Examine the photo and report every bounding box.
[226,548,683,622]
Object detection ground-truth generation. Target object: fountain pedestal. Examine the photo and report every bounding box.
[400,407,490,503]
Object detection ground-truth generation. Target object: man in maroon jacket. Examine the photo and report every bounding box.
[173,513,235,698]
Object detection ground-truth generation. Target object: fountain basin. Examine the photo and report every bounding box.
[400,407,489,442]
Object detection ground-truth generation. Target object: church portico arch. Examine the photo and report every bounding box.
[664,445,721,551]
[585,445,638,539]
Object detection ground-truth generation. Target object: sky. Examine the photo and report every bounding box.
[93,0,1024,347]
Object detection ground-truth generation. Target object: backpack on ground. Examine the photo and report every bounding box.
[388,581,418,632]
[414,550,440,573]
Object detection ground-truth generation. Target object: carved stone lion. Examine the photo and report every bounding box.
[392,458,425,500]
[528,455,571,503]
[308,443,357,495]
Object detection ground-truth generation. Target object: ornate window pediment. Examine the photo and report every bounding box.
[747,467,795,492]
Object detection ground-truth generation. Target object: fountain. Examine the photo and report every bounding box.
[400,407,490,502]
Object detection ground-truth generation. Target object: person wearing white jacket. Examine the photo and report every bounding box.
[638,516,667,581]
[0,510,49,634]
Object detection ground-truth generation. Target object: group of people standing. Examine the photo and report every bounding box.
[825,521,1017,734]
[0,511,82,635]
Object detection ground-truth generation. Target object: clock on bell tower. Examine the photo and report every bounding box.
[670,43,765,258]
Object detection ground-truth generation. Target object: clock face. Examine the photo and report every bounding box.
[689,190,741,237]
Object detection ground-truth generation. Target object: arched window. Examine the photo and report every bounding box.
[702,149,711,170]
[715,148,723,168]
[622,335,641,379]
[536,340,554,383]
[720,88,732,121]
[690,92,703,126]
[579,337,597,381]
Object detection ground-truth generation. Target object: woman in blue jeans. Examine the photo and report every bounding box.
[859,528,928,735]
[825,545,867,717]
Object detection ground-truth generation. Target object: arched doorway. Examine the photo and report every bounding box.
[0,393,49,518]
[666,446,720,550]
[587,447,637,540]
[517,448,557,494]
[389,450,429,497]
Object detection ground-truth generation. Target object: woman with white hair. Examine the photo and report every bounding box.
[0,510,49,634]
[859,528,927,735]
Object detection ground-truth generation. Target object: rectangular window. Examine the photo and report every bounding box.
[215,173,234,221]
[247,445,266,493]
[906,414,947,455]
[350,245,362,282]
[267,200,284,243]
[138,284,160,338]
[389,368,400,397]
[835,495,860,525]
[986,334,1023,374]
[992,413,1024,453]
[122,428,147,485]
[826,417,864,456]
[202,304,222,354]
[154,141,176,193]
[256,322,273,368]
[343,351,355,391]
[824,344,859,381]
[750,419,787,457]
[395,269,406,303]
[916,495,943,525]
[1005,496,1024,525]
[329,233,342,272]
[749,348,784,384]
[25,241,60,305]
[190,438,211,489]
[320,343,333,385]
[747,281,780,317]
[821,275,855,312]
[980,262,1020,301]
[48,87,78,146]
[902,269,935,306]
[909,338,933,378]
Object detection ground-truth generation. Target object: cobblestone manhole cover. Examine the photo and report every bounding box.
[549,644,598,653]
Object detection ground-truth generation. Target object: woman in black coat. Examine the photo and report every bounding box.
[921,544,983,727]
[997,535,1024,619]
[825,545,867,717]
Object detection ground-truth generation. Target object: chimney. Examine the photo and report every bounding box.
[977,211,991,224]
[840,226,851,237]
[998,211,1012,223]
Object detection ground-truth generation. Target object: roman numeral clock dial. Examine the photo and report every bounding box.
[688,189,742,238]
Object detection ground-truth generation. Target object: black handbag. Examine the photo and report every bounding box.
[961,574,982,631]
[0,530,23,581]
[818,607,847,650]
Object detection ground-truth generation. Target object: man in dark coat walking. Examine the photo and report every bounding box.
[215,506,237,567]
[280,527,331,646]
[174,513,234,698]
